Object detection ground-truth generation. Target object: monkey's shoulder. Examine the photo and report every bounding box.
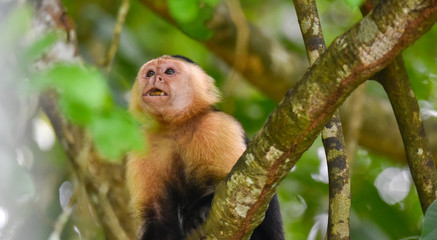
[177,111,246,177]
[199,110,242,127]
[188,111,246,145]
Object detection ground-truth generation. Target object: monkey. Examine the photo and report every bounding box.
[127,55,284,240]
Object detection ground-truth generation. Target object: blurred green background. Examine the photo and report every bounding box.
[0,0,436,239]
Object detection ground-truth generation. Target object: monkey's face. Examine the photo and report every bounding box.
[135,58,194,121]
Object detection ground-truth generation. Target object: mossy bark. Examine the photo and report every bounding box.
[293,0,351,239]
[362,0,437,214]
[198,0,437,238]
[377,57,437,212]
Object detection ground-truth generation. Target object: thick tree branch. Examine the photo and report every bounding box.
[31,0,136,239]
[138,0,437,164]
[198,0,437,238]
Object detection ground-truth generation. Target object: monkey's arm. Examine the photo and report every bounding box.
[180,111,246,237]
[250,194,285,240]
[127,150,183,240]
[182,111,284,239]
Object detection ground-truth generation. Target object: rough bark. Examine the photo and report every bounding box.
[292,0,351,239]
[377,56,437,212]
[362,0,437,213]
[198,0,437,238]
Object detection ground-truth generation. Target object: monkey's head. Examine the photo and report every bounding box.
[130,55,221,124]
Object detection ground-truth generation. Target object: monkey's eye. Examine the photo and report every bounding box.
[146,70,155,77]
[164,68,175,75]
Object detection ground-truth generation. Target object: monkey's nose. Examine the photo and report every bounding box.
[158,76,164,82]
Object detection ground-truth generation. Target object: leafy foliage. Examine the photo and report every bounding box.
[421,200,437,240]
[1,6,144,160]
[34,64,144,160]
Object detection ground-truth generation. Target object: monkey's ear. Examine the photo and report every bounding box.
[205,74,221,104]
[191,69,221,108]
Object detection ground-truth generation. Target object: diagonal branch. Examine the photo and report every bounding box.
[197,0,437,238]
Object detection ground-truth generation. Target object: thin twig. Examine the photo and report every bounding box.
[292,0,351,239]
[98,183,131,240]
[222,0,250,113]
[48,185,78,240]
[104,0,130,73]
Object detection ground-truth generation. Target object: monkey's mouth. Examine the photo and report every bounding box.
[144,88,168,97]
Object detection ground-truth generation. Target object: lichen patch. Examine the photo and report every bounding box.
[235,204,250,217]
[265,145,284,163]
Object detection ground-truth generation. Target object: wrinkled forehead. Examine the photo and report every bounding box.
[140,57,185,72]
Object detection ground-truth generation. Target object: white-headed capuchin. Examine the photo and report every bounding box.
[127,55,284,240]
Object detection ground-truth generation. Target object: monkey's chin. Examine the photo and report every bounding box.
[142,95,170,107]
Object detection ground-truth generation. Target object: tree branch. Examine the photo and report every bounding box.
[198,0,437,238]
[377,56,437,212]
[103,0,130,73]
[292,0,351,239]
[362,0,437,213]
[294,0,352,239]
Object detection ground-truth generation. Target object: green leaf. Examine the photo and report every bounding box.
[90,109,145,160]
[32,64,112,125]
[59,98,94,124]
[51,65,107,108]
[25,32,59,61]
[421,200,437,240]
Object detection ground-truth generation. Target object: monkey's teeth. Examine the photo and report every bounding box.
[147,89,167,96]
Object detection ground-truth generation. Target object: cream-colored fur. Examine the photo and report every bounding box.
[127,56,246,226]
